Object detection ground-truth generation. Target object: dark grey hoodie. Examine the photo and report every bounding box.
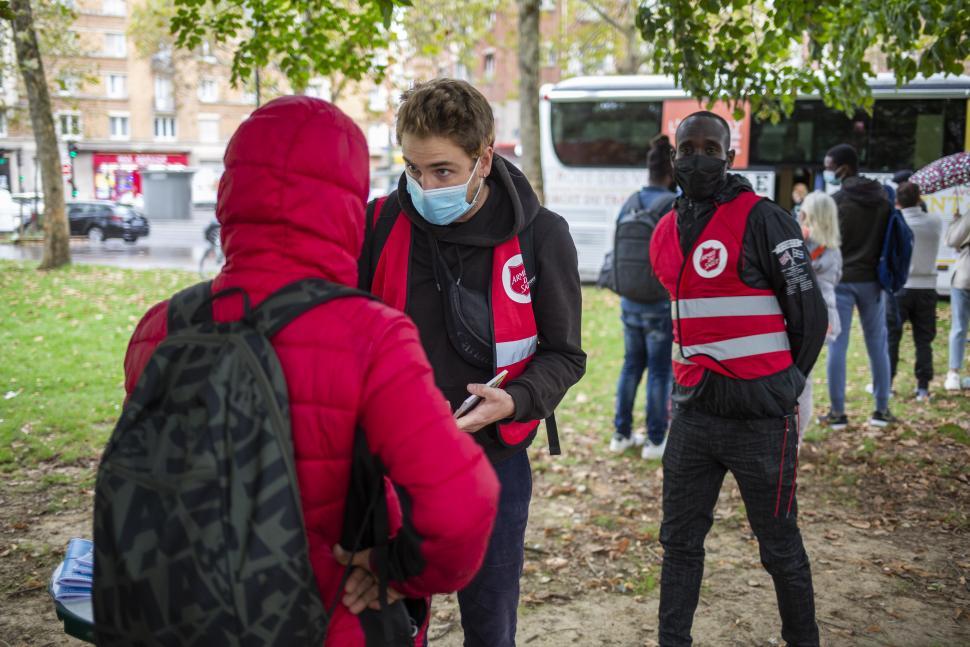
[833,176,891,283]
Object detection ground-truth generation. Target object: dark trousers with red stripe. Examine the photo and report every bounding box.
[659,406,818,647]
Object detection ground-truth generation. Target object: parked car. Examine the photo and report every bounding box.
[67,201,150,243]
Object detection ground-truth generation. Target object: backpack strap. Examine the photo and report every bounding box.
[166,281,213,333]
[252,278,377,339]
[359,193,402,291]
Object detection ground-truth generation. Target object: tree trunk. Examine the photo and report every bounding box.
[9,0,70,269]
[617,24,643,75]
[517,0,543,203]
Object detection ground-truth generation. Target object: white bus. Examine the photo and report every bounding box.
[539,74,970,292]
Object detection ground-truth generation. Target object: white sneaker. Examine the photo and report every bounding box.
[945,371,962,391]
[641,437,667,460]
[609,432,647,453]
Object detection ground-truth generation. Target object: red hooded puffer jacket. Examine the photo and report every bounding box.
[121,96,499,645]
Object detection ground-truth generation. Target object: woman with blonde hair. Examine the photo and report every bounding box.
[797,191,843,439]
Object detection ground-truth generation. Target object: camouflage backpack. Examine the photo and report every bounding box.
[93,278,373,646]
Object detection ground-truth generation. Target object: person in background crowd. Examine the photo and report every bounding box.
[796,191,842,440]
[820,143,895,428]
[791,182,809,218]
[945,206,970,391]
[358,79,586,647]
[610,134,677,460]
[649,111,826,647]
[886,182,943,401]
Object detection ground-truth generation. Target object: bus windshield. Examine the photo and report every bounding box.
[551,100,662,167]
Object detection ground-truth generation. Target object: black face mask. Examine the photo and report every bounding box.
[674,155,728,202]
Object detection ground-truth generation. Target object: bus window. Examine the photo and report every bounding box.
[551,100,662,167]
[751,101,870,168]
[869,99,966,171]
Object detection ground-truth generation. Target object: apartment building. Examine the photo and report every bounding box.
[0,0,264,207]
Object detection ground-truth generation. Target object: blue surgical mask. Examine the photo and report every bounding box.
[406,158,484,226]
[823,170,841,186]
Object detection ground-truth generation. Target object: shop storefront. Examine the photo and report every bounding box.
[93,153,189,202]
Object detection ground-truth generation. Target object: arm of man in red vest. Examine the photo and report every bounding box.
[742,201,829,377]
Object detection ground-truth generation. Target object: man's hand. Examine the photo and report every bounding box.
[332,545,404,613]
[456,383,515,433]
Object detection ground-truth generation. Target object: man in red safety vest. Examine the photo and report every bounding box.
[649,111,828,646]
[358,78,586,647]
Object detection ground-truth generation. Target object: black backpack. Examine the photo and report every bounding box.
[93,278,382,646]
[604,191,676,303]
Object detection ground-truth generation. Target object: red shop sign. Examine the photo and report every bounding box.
[93,153,189,167]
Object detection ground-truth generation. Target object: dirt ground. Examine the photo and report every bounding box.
[2,418,969,647]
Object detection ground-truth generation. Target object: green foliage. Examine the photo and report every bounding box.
[399,0,500,69]
[636,0,970,120]
[0,0,94,112]
[168,0,412,91]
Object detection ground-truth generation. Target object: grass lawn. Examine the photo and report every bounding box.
[0,261,197,468]
[2,258,967,469]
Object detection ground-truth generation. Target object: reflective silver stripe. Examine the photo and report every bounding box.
[679,332,791,362]
[672,296,783,320]
[496,335,537,367]
[672,345,695,365]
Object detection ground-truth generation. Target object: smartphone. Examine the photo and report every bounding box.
[454,370,509,419]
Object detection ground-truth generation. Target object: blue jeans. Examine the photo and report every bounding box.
[457,450,532,647]
[950,287,970,371]
[614,299,673,445]
[827,282,892,413]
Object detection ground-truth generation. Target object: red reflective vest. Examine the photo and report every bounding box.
[649,191,794,387]
[370,199,541,448]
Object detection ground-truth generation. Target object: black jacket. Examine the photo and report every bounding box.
[833,176,891,283]
[671,174,828,420]
[358,156,586,463]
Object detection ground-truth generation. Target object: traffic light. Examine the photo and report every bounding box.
[68,142,79,158]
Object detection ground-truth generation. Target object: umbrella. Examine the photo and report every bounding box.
[909,152,970,194]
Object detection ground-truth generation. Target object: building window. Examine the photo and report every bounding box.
[57,112,82,139]
[306,79,331,101]
[368,86,388,112]
[106,73,127,98]
[154,76,174,111]
[484,52,496,80]
[57,75,81,97]
[198,79,218,103]
[198,116,219,143]
[154,115,177,140]
[109,114,129,140]
[104,32,126,57]
[102,0,126,15]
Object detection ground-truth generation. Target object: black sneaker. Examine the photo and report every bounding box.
[869,410,897,428]
[818,411,848,430]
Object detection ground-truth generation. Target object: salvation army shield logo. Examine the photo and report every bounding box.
[502,253,532,304]
[692,240,728,279]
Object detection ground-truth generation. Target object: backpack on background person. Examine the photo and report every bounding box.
[877,185,915,294]
[602,192,676,303]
